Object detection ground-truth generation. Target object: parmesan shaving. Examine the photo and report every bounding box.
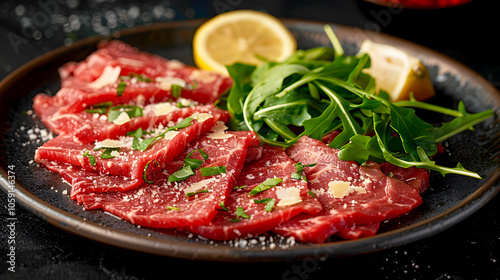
[112,112,131,125]
[190,69,217,83]
[89,65,121,89]
[183,177,220,194]
[152,102,176,116]
[156,76,187,91]
[276,187,302,207]
[163,130,179,140]
[116,57,145,67]
[190,112,213,122]
[328,180,367,199]
[94,139,123,150]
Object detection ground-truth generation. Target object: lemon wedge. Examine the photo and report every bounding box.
[357,39,435,101]
[193,10,296,75]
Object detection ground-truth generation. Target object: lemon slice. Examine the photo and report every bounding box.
[193,10,296,75]
[357,39,435,101]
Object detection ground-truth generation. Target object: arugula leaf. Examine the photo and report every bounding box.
[431,101,494,143]
[224,27,494,178]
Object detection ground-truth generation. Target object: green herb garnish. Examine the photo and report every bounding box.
[136,117,194,151]
[235,206,250,219]
[253,198,275,212]
[82,150,96,166]
[85,101,113,114]
[186,189,209,197]
[143,160,159,184]
[171,84,183,98]
[116,81,127,97]
[99,148,120,159]
[219,201,230,211]
[200,166,226,177]
[107,105,143,123]
[291,162,317,180]
[248,178,283,196]
[168,149,209,182]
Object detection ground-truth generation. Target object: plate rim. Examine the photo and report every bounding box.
[1,18,500,262]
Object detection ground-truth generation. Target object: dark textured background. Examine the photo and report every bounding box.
[1,0,499,279]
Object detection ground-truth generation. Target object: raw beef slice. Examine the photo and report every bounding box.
[76,131,259,228]
[272,136,422,243]
[188,146,323,240]
[35,111,225,180]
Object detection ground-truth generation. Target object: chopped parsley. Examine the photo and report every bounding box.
[235,206,250,219]
[291,162,316,181]
[107,105,143,123]
[219,201,230,211]
[136,117,194,151]
[99,148,120,159]
[200,166,226,177]
[168,149,209,182]
[85,101,113,114]
[186,189,209,197]
[171,84,183,98]
[143,160,159,184]
[248,178,282,196]
[116,81,127,96]
[82,150,96,166]
[253,198,275,212]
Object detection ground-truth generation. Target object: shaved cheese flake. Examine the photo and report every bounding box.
[190,69,217,83]
[207,131,233,139]
[328,180,367,199]
[156,76,187,91]
[168,59,185,69]
[207,122,232,139]
[110,150,121,157]
[94,139,123,150]
[152,102,176,116]
[116,57,145,67]
[328,181,352,199]
[190,112,213,122]
[182,176,220,194]
[112,112,131,125]
[276,187,302,207]
[164,130,179,140]
[89,65,121,89]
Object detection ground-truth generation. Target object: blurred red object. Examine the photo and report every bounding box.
[364,0,473,9]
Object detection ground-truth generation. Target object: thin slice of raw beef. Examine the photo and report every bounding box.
[34,111,225,180]
[272,136,422,243]
[379,162,430,194]
[38,102,227,143]
[337,223,380,240]
[41,160,142,200]
[76,131,259,228]
[187,146,323,240]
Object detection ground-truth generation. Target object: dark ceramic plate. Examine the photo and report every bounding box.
[1,19,499,262]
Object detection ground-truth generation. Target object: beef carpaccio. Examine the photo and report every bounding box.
[32,40,430,244]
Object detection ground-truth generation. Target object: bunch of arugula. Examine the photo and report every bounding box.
[224,25,494,179]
